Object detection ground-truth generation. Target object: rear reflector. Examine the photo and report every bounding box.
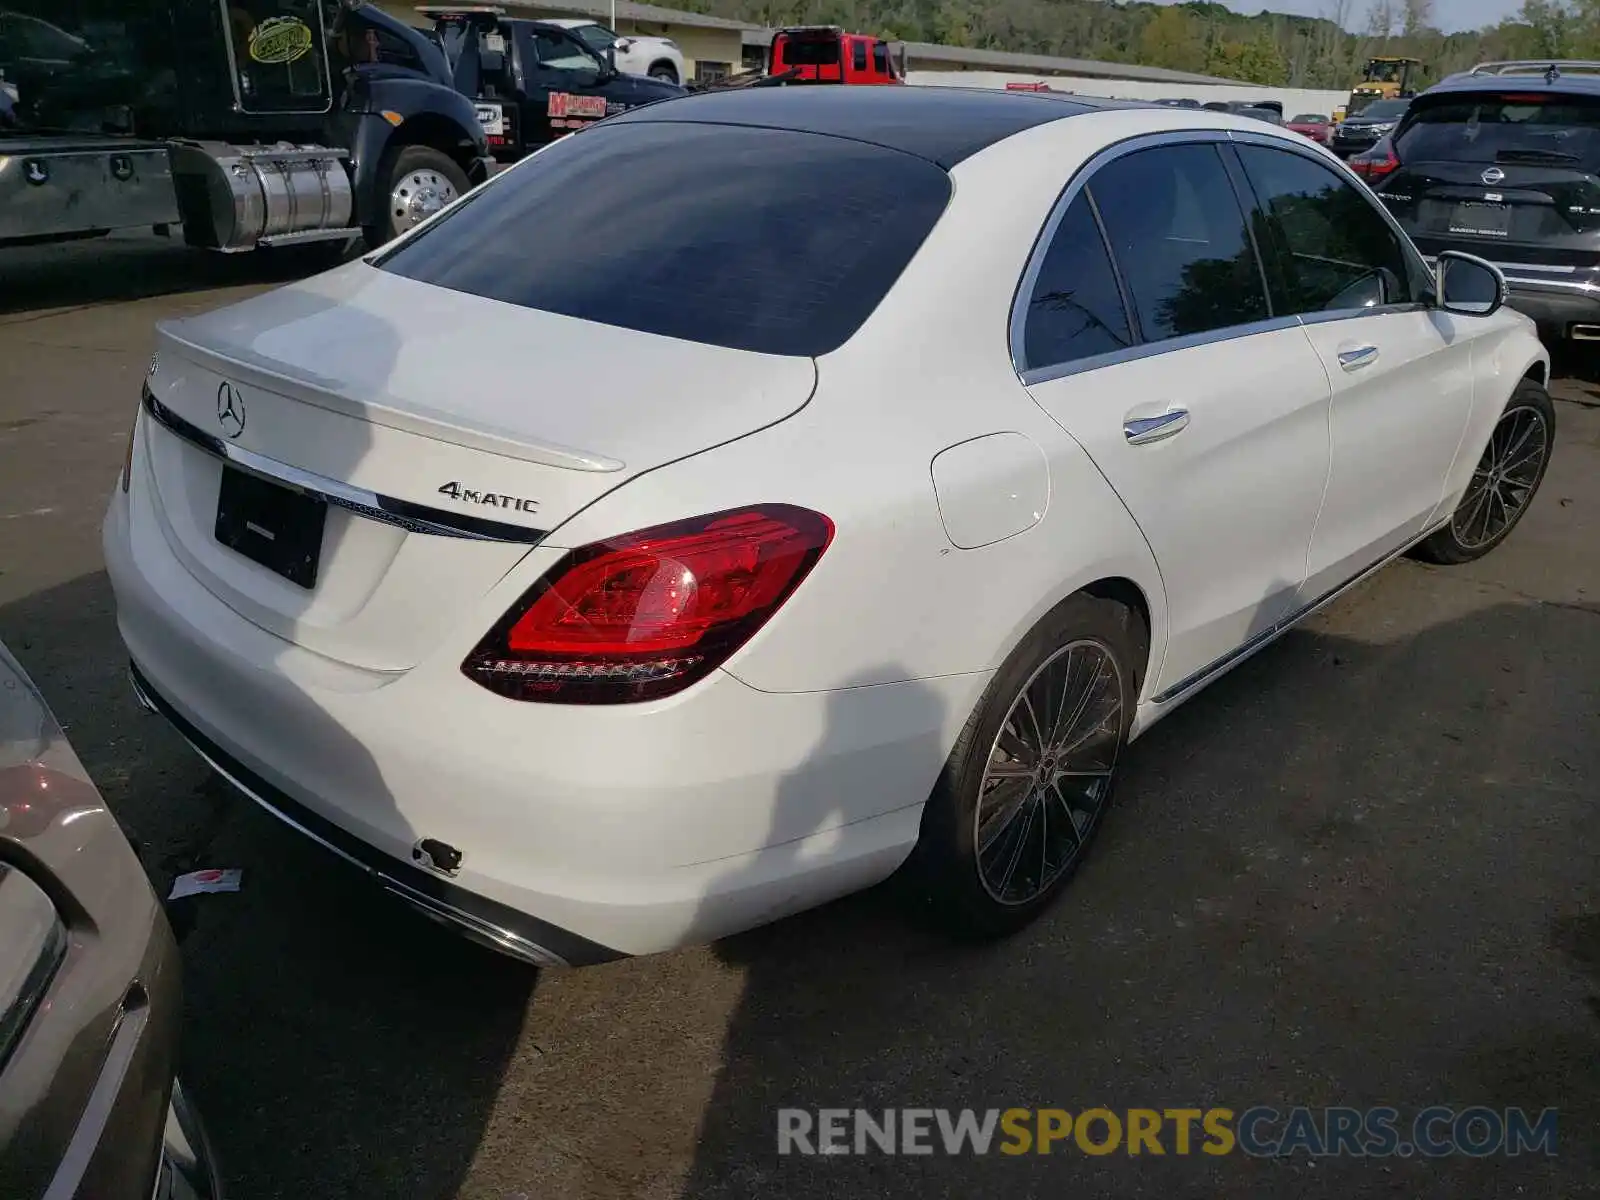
[463,504,833,703]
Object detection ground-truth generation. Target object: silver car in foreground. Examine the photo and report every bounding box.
[0,641,221,1199]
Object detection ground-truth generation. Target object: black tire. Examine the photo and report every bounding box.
[910,592,1145,940]
[366,145,471,249]
[648,62,679,83]
[1411,378,1556,565]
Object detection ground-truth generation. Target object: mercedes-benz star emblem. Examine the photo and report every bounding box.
[216,382,246,439]
[1481,167,1506,186]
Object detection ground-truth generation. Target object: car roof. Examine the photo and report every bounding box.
[602,85,1153,168]
[1428,66,1600,99]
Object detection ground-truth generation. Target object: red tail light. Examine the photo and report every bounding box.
[1351,138,1399,182]
[463,504,834,704]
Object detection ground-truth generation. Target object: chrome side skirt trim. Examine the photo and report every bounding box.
[1150,518,1450,707]
[141,386,548,545]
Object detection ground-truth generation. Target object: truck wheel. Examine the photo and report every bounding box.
[369,146,470,248]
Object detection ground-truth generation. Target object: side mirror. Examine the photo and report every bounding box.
[613,37,633,52]
[1434,250,1507,317]
[602,47,618,78]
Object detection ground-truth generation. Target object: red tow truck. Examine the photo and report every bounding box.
[765,26,902,85]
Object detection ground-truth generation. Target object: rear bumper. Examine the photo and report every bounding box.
[128,660,623,968]
[104,479,977,959]
[1412,241,1600,336]
[1504,282,1600,336]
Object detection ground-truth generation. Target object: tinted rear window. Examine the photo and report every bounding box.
[376,122,951,357]
[1396,92,1600,166]
[778,36,838,66]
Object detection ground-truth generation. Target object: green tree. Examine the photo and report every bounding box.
[1138,6,1206,74]
[1207,33,1289,85]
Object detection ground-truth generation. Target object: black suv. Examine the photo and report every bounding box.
[1371,61,1600,341]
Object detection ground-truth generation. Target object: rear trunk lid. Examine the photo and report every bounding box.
[142,262,816,672]
[1381,88,1600,263]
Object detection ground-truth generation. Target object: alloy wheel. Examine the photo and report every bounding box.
[1452,404,1550,550]
[974,640,1124,905]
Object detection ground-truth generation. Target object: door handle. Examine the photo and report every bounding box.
[1123,407,1190,445]
[1337,344,1380,370]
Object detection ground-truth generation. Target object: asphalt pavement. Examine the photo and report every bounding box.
[1,232,1597,1199]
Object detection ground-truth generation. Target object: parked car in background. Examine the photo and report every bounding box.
[1286,112,1332,144]
[543,18,684,84]
[0,641,220,1199]
[1331,96,1410,157]
[1235,105,1283,124]
[1371,60,1600,343]
[107,90,1550,966]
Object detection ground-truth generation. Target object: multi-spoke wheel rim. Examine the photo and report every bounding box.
[1453,405,1550,550]
[974,640,1124,906]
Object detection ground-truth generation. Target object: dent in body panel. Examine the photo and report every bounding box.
[930,432,1050,549]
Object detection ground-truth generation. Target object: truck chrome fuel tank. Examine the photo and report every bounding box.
[169,140,354,251]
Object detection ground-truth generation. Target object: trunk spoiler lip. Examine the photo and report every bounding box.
[141,385,550,544]
[153,322,628,474]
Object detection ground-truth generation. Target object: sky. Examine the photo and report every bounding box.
[1165,0,1524,34]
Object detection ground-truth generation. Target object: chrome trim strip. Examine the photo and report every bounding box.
[1150,517,1450,707]
[141,386,548,544]
[1019,315,1302,387]
[127,669,569,968]
[44,996,150,1200]
[1492,262,1578,275]
[1503,273,1600,294]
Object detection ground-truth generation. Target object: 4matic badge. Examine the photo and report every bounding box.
[437,482,539,513]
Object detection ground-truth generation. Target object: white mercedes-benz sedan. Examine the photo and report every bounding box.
[105,87,1553,966]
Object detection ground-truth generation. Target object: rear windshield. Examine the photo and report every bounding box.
[376,121,952,357]
[777,36,839,66]
[1396,92,1600,166]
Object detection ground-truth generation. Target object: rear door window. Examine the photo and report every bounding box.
[872,42,890,77]
[1088,143,1270,342]
[376,122,952,357]
[1396,92,1600,168]
[1237,144,1415,313]
[1019,195,1133,371]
